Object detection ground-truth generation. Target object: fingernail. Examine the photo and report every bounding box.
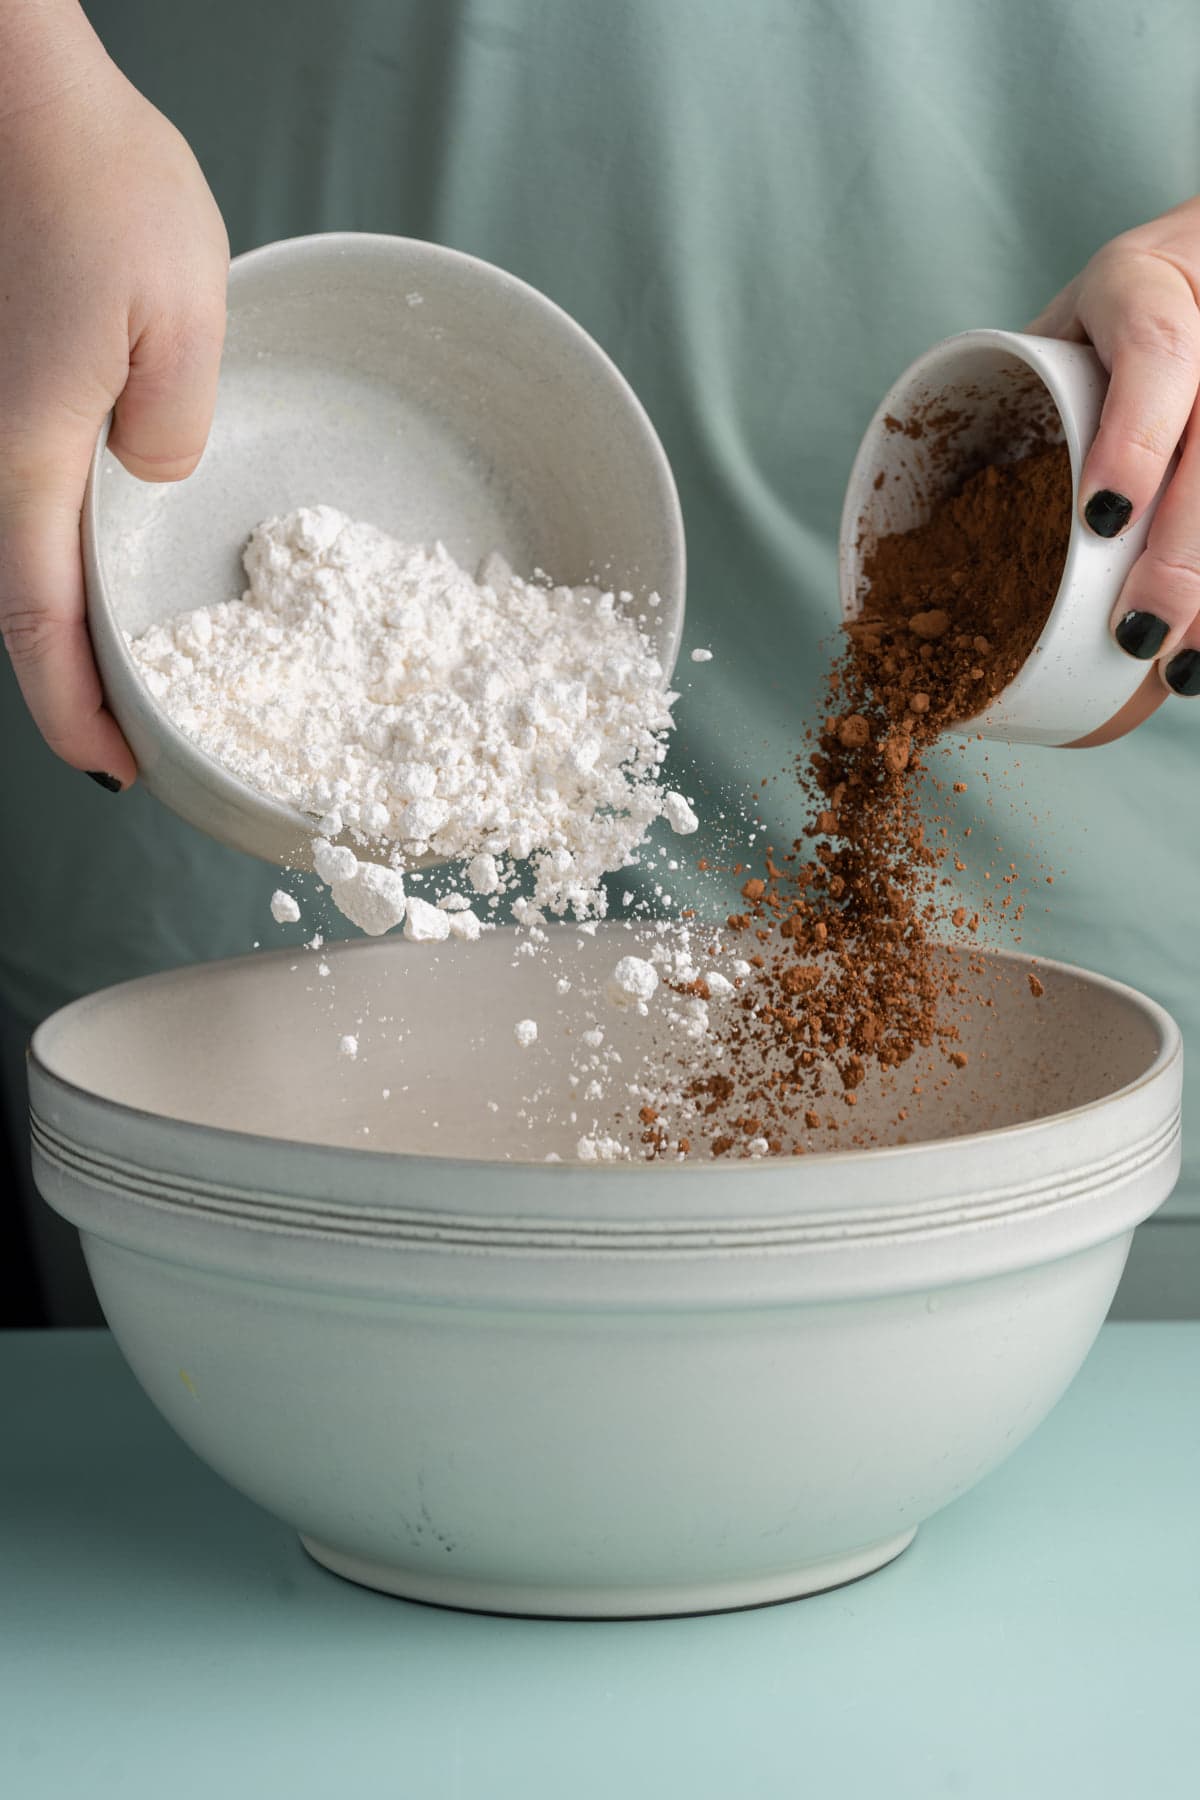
[1084,490,1133,537]
[1114,610,1169,659]
[1164,648,1200,696]
[86,771,123,792]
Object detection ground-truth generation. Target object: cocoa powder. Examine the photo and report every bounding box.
[851,442,1072,732]
[655,441,1071,1158]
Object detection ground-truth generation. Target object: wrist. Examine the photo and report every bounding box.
[0,1,112,123]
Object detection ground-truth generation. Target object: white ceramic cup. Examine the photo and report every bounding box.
[839,328,1174,748]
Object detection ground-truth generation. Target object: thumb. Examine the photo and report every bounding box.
[107,298,225,482]
[0,411,138,784]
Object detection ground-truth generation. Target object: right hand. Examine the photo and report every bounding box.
[0,6,229,787]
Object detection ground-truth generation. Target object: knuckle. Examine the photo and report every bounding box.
[1087,239,1128,282]
[165,307,225,369]
[0,606,60,670]
[1118,416,1181,462]
[1140,551,1200,612]
[1122,309,1200,370]
[169,283,228,359]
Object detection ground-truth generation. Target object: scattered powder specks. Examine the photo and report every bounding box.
[514,1019,539,1049]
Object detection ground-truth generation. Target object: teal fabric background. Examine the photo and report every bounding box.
[3,0,1197,1311]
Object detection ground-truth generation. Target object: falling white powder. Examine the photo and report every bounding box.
[605,955,660,1013]
[690,648,713,663]
[335,862,408,936]
[339,1034,358,1059]
[310,839,409,936]
[576,1133,627,1162]
[403,894,450,943]
[661,792,699,836]
[467,853,500,895]
[270,890,301,924]
[514,1019,538,1049]
[313,839,358,885]
[130,506,684,923]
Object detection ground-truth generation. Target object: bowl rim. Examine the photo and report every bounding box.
[29,934,1181,1193]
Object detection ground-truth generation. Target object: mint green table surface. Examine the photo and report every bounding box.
[2,1324,1198,1798]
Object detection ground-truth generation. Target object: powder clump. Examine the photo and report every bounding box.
[130,507,685,923]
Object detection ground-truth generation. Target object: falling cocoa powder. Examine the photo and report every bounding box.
[655,440,1072,1158]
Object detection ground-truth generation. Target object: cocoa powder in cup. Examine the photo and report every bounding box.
[664,440,1072,1158]
[853,441,1072,733]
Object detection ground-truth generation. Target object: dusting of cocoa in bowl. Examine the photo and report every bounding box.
[653,443,1071,1159]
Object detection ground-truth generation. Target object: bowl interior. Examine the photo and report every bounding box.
[92,234,684,658]
[34,929,1166,1165]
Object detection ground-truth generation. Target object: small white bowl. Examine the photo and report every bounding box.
[83,233,686,869]
[29,927,1181,1617]
[840,329,1174,747]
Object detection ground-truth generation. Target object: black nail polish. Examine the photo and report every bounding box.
[1085,490,1133,537]
[86,771,122,792]
[1114,610,1169,659]
[1164,648,1200,696]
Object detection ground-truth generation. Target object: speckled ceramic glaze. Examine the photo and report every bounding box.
[29,929,1182,1617]
[83,233,686,870]
[840,329,1174,747]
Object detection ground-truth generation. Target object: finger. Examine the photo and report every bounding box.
[1025,280,1084,341]
[0,417,138,784]
[1110,395,1200,667]
[1076,253,1200,536]
[1161,612,1200,698]
[108,297,225,482]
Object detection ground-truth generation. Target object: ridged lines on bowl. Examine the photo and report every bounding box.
[29,1107,1181,1255]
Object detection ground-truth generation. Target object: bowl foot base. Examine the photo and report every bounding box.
[298,1527,917,1618]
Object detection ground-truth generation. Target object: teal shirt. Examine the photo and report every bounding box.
[3,0,1197,1218]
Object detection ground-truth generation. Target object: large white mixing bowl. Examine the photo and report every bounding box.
[29,930,1181,1617]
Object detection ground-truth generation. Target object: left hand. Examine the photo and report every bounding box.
[1029,194,1200,738]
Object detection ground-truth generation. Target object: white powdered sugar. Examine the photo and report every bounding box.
[310,838,407,936]
[605,954,659,1013]
[403,894,450,943]
[269,889,301,924]
[660,791,699,836]
[130,506,692,925]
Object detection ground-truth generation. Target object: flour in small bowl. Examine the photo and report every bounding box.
[130,506,695,928]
